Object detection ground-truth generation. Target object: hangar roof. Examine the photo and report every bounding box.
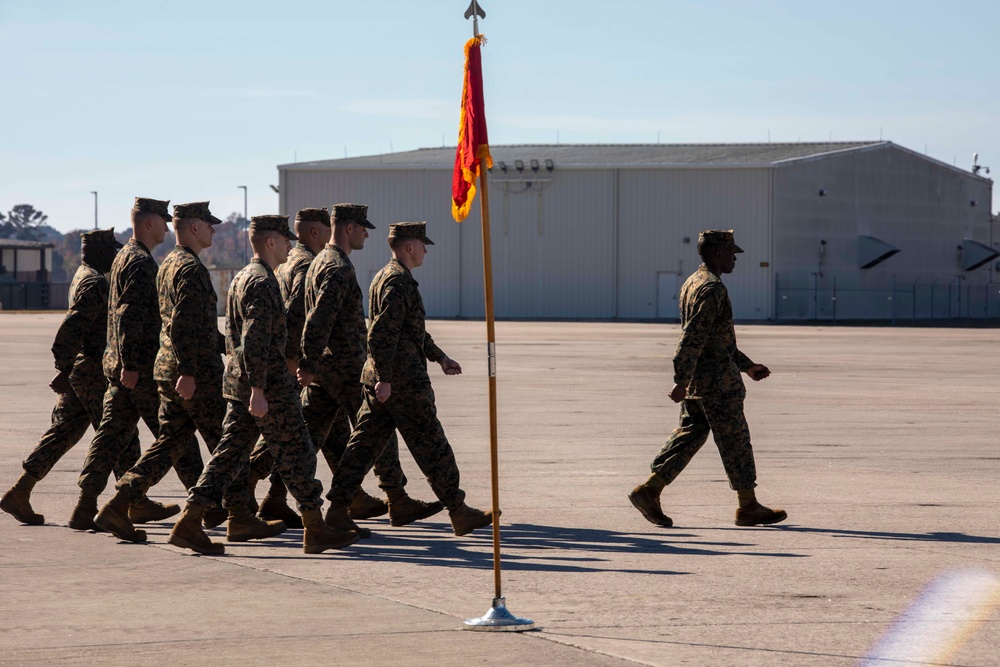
[280,141,884,170]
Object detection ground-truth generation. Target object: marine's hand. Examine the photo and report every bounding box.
[297,368,315,389]
[746,364,770,381]
[175,375,196,400]
[439,356,462,375]
[668,384,686,403]
[286,357,299,376]
[249,386,269,418]
[375,381,392,403]
[49,370,71,394]
[120,369,139,389]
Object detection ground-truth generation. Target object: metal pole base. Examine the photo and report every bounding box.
[464,597,535,632]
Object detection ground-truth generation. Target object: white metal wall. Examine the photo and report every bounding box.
[772,146,994,318]
[615,168,773,320]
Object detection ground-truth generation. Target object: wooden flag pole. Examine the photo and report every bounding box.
[477,170,502,601]
[462,0,533,631]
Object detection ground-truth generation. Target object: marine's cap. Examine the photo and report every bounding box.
[697,229,744,254]
[387,221,434,246]
[173,201,222,225]
[132,197,171,221]
[332,203,375,230]
[295,207,330,227]
[250,214,297,241]
[81,227,124,249]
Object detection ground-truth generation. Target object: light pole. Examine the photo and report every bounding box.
[90,191,98,230]
[237,185,248,263]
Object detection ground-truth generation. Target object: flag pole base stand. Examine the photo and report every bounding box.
[464,597,535,632]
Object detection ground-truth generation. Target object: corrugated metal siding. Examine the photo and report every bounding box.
[772,145,994,318]
[615,169,773,320]
[282,169,462,317]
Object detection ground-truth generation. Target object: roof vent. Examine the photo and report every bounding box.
[858,235,900,269]
[961,238,1000,271]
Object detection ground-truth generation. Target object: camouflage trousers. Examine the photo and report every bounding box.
[78,374,205,496]
[328,382,464,510]
[249,373,408,499]
[246,399,350,493]
[115,377,227,503]
[22,358,140,481]
[189,373,323,512]
[650,392,757,491]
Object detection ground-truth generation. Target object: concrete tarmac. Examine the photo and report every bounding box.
[0,314,997,666]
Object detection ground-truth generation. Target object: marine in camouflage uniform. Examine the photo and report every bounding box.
[246,207,349,526]
[71,198,204,531]
[95,202,263,543]
[323,222,491,538]
[298,205,441,531]
[628,230,787,528]
[167,215,357,555]
[1,229,142,525]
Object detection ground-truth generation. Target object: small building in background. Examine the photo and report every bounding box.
[277,142,997,321]
[0,238,57,310]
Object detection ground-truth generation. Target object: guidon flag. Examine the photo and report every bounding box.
[451,35,492,222]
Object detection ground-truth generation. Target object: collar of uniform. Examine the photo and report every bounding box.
[388,258,416,285]
[176,245,203,263]
[250,257,276,277]
[294,243,317,259]
[130,238,152,254]
[329,244,351,262]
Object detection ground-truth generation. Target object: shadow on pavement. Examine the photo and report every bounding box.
[772,525,1000,544]
[229,521,808,573]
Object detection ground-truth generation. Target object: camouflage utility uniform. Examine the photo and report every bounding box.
[188,257,323,511]
[649,264,757,491]
[327,259,465,510]
[78,239,203,495]
[247,242,350,482]
[299,244,406,498]
[114,244,228,503]
[22,263,141,481]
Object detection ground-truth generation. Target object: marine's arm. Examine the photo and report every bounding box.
[368,282,406,401]
[298,269,346,384]
[671,284,722,399]
[116,260,154,388]
[283,264,309,364]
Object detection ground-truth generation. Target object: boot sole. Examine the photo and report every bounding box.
[303,532,360,553]
[0,498,44,525]
[349,506,389,520]
[129,505,180,524]
[628,490,673,528]
[389,501,445,527]
[735,510,788,527]
[226,526,288,542]
[168,534,225,555]
[95,509,147,543]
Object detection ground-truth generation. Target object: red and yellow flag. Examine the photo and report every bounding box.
[451,35,492,222]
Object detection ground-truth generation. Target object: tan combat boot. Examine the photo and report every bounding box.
[627,474,672,527]
[386,490,444,527]
[168,504,225,554]
[1,472,44,525]
[449,503,495,537]
[734,489,787,526]
[302,508,359,554]
[258,494,303,529]
[94,490,147,543]
[325,503,370,538]
[349,487,389,520]
[128,496,180,524]
[202,506,229,529]
[226,507,286,542]
[68,490,101,531]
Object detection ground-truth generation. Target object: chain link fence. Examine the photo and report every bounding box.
[776,275,1000,322]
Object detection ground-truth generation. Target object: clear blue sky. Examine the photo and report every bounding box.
[3,0,998,232]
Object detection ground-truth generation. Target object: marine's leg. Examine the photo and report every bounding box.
[700,393,786,526]
[72,380,141,530]
[628,399,713,527]
[384,385,490,536]
[259,376,355,552]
